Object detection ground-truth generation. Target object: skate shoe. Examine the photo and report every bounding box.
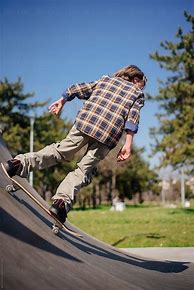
[1,159,22,178]
[49,199,67,224]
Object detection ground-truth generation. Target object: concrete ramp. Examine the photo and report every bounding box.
[0,137,193,290]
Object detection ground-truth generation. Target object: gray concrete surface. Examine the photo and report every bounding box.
[0,136,194,290]
[121,248,194,263]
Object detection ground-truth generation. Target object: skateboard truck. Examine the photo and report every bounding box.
[6,184,20,193]
[52,224,60,234]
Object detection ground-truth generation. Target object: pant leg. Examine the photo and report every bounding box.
[16,125,89,178]
[52,139,110,212]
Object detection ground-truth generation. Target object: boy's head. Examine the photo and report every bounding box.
[113,65,147,90]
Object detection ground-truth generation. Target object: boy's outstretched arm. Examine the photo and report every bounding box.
[48,80,98,116]
[48,97,66,116]
[117,130,134,162]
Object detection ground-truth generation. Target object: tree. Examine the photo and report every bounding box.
[149,11,194,172]
[0,78,46,154]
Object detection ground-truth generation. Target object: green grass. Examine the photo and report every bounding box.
[68,205,194,248]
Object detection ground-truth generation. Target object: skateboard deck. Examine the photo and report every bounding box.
[1,163,82,238]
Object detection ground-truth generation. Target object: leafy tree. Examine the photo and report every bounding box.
[0,78,46,154]
[149,11,194,172]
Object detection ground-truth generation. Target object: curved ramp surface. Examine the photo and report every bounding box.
[0,137,193,290]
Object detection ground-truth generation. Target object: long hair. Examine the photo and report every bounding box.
[113,65,145,82]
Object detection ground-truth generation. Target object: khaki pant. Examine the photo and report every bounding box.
[16,125,110,213]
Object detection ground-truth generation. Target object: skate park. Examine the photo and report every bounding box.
[1,137,194,290]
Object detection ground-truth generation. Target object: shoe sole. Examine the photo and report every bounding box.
[1,162,11,178]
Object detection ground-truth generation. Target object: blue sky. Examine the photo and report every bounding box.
[0,0,193,168]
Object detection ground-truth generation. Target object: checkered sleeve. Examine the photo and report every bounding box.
[62,80,98,101]
[125,94,145,134]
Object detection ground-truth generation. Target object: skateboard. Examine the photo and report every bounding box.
[1,163,82,238]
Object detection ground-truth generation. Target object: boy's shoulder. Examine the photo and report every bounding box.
[98,75,144,95]
[99,74,132,86]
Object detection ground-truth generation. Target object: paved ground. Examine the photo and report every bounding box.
[121,248,194,263]
[0,136,194,290]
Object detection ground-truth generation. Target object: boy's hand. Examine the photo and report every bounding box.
[117,130,134,161]
[117,145,131,162]
[48,97,66,116]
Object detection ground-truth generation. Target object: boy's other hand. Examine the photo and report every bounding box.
[48,97,65,116]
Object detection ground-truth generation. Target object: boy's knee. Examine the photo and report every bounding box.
[81,167,97,187]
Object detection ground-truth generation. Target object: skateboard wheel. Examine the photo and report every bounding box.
[52,225,59,234]
[6,184,16,193]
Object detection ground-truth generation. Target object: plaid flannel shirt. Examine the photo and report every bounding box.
[62,75,144,149]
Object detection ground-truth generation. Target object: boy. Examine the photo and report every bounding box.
[2,65,147,224]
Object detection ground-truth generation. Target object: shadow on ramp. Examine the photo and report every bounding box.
[0,208,81,262]
[58,231,189,274]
